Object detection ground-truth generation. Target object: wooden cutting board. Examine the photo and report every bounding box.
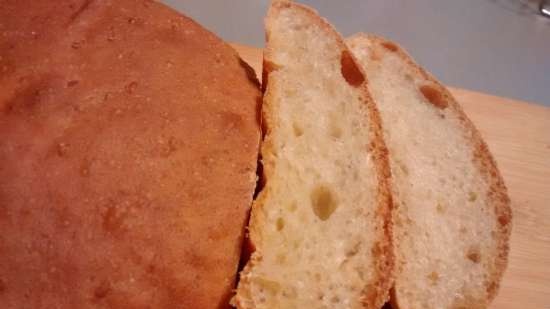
[232,44,550,309]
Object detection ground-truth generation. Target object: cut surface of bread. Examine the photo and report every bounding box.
[347,34,512,309]
[235,2,393,309]
[0,0,260,308]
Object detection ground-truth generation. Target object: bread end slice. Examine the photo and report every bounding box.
[347,33,512,309]
[234,3,394,309]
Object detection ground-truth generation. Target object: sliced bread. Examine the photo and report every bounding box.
[234,2,393,309]
[347,34,512,309]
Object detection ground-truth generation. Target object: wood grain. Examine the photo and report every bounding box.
[231,44,550,309]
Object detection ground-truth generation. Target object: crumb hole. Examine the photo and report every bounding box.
[468,191,477,202]
[345,242,361,257]
[436,203,445,214]
[340,50,365,87]
[427,271,439,285]
[419,84,448,109]
[381,41,398,52]
[466,246,481,263]
[292,123,304,137]
[310,185,338,221]
[288,202,297,212]
[276,217,284,231]
[329,115,343,139]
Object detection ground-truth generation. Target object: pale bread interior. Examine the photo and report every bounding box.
[235,5,390,309]
[348,34,507,309]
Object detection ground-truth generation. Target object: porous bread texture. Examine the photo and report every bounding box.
[234,2,393,309]
[347,33,511,309]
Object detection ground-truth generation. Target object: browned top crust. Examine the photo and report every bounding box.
[0,0,261,308]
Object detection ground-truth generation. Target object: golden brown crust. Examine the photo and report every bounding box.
[0,0,261,308]
[236,2,394,309]
[348,33,512,308]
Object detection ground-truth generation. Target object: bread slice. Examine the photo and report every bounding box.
[234,2,393,309]
[347,34,512,309]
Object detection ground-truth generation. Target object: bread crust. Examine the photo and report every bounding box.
[0,0,261,308]
[235,2,394,309]
[347,33,512,309]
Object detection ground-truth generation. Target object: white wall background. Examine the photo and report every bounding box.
[164,0,550,106]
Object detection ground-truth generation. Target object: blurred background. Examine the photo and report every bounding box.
[164,0,550,106]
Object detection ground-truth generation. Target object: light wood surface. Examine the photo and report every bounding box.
[232,44,550,309]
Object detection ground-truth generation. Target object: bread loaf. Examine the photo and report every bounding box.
[347,33,512,309]
[0,0,260,308]
[234,2,393,309]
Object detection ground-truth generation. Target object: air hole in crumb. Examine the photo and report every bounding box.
[292,123,304,137]
[436,203,445,214]
[346,242,361,257]
[381,41,398,52]
[419,85,448,109]
[468,191,477,202]
[340,50,365,87]
[276,218,285,231]
[466,246,481,263]
[329,118,343,139]
[427,271,439,285]
[288,202,297,212]
[310,185,338,221]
